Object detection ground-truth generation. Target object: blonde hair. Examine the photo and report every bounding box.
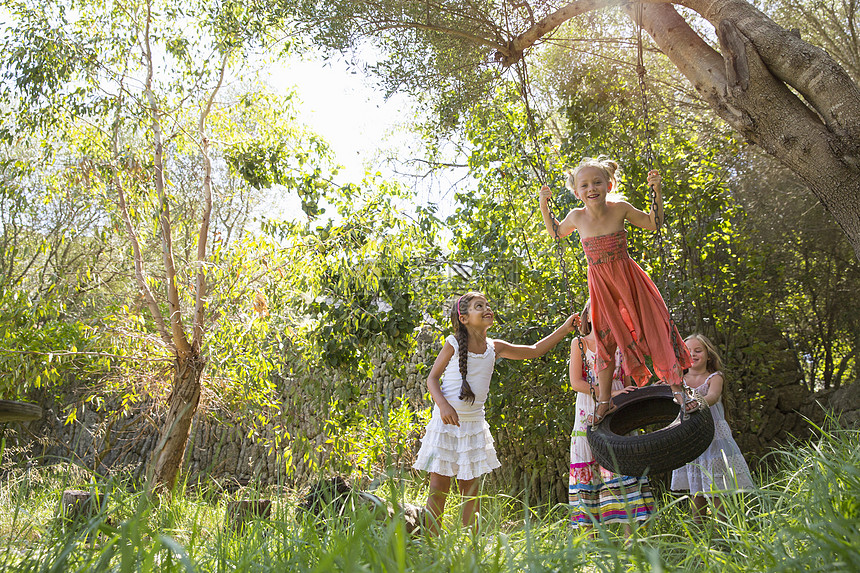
[565,156,625,202]
[684,333,724,373]
[579,299,592,336]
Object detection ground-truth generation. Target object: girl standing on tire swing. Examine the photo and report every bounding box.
[413,291,577,535]
[538,156,694,426]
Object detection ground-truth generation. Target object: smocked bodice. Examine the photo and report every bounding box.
[581,229,630,265]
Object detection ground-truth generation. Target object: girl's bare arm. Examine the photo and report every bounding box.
[539,186,576,238]
[700,373,724,406]
[427,342,459,425]
[495,315,578,360]
[568,337,595,394]
[625,170,663,230]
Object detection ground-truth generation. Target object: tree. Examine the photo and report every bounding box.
[763,0,860,83]
[273,0,860,260]
[733,151,860,390]
[1,0,332,492]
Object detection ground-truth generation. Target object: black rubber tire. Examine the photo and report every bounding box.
[586,385,715,476]
[0,400,42,422]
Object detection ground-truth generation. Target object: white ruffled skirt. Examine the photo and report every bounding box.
[413,412,500,480]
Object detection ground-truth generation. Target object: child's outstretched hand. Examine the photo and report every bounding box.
[566,314,580,332]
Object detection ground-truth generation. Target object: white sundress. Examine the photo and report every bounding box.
[671,372,754,495]
[413,335,501,481]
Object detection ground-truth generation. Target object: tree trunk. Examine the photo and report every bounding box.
[631,1,860,260]
[498,0,860,259]
[147,353,205,494]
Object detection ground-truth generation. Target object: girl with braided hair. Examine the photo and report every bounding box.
[414,291,577,534]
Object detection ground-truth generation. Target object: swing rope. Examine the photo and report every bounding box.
[513,59,597,404]
[634,6,692,416]
[635,3,662,257]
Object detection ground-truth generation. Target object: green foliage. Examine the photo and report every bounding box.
[265,0,530,131]
[263,177,445,374]
[205,309,282,417]
[222,91,335,219]
[322,399,430,481]
[731,153,860,390]
[0,289,112,400]
[0,3,100,139]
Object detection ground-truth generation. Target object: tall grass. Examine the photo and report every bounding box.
[0,419,858,572]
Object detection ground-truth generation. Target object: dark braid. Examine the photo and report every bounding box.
[452,292,479,405]
[456,327,475,404]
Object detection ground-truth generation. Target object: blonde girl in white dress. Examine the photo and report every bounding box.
[671,334,753,522]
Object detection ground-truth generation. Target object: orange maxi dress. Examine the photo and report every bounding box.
[581,229,691,386]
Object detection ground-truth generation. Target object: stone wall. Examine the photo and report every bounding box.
[5,331,438,490]
[5,328,859,504]
[717,321,858,464]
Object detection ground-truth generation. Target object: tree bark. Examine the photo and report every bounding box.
[636,1,860,260]
[147,353,205,493]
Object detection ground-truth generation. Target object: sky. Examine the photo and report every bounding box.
[263,52,469,225]
[266,54,416,185]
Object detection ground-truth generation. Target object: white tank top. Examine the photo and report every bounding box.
[436,334,496,421]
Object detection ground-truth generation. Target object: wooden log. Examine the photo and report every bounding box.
[226,499,272,532]
[0,400,42,422]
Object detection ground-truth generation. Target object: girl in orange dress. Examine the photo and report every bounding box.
[538,156,693,425]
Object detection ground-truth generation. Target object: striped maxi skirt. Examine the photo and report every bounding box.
[569,459,655,527]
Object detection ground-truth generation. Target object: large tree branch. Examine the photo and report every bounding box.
[144,0,191,360]
[624,3,727,110]
[191,52,228,353]
[500,0,627,65]
[636,3,841,172]
[678,0,860,142]
[502,0,860,145]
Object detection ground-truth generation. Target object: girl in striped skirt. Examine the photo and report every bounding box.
[568,300,654,535]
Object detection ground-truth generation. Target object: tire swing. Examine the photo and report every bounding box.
[585,5,713,476]
[588,386,714,475]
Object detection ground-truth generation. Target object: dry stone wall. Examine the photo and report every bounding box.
[5,327,859,505]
